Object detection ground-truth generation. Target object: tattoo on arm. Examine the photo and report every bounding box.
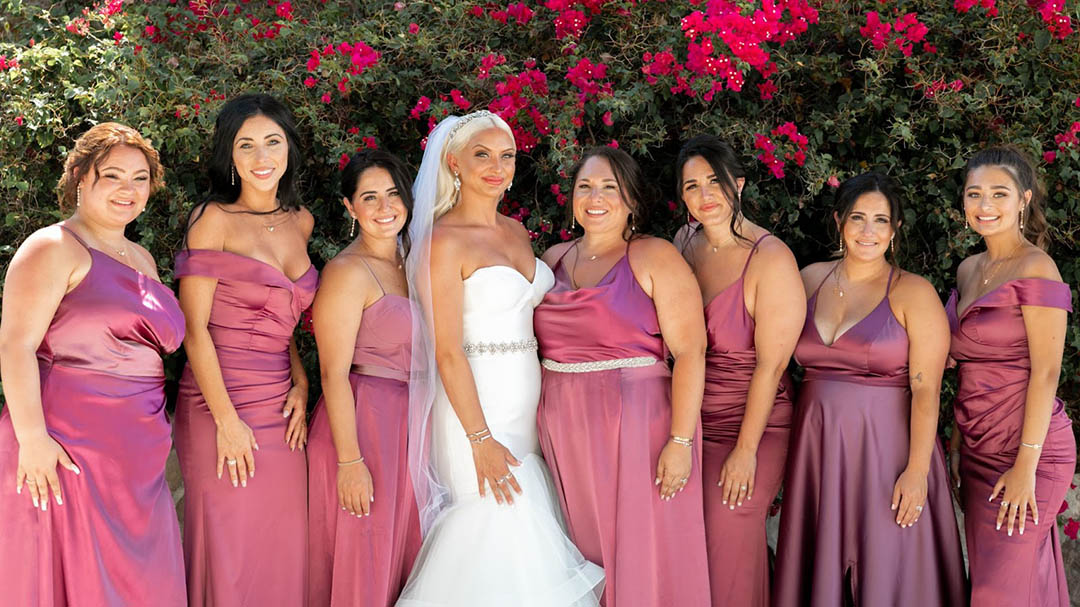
[913,372,923,383]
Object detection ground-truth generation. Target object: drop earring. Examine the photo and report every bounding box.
[76,185,82,207]
[507,181,513,191]
[1019,206,1025,232]
[231,166,236,187]
[571,214,576,230]
[349,216,356,238]
[890,234,896,256]
[453,173,461,193]
[838,238,844,255]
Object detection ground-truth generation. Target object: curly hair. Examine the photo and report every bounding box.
[56,122,164,211]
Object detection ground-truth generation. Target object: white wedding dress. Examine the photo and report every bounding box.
[397,259,604,607]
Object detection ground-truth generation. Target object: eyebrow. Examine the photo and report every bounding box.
[682,173,717,186]
[235,133,284,143]
[101,165,149,175]
[357,187,397,196]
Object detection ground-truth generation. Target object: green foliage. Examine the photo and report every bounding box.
[0,0,1077,421]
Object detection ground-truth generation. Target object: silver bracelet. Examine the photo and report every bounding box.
[338,456,365,466]
[669,435,693,448]
[1020,441,1042,450]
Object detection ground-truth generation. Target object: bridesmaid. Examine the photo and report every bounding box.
[673,135,803,607]
[947,146,1074,606]
[773,172,966,606]
[535,147,711,606]
[307,150,421,606]
[174,94,316,605]
[0,123,185,605]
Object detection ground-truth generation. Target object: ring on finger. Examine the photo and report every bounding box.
[680,477,688,484]
[740,484,748,490]
[226,458,238,466]
[1000,500,1009,507]
[915,505,924,512]
[497,472,513,485]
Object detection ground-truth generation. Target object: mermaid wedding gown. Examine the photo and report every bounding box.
[397,258,604,607]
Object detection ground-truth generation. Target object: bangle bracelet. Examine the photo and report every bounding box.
[467,428,492,444]
[1020,441,1042,450]
[338,456,364,466]
[670,435,693,448]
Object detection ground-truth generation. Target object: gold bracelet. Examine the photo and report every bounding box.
[1020,441,1042,450]
[337,456,365,466]
[670,435,693,448]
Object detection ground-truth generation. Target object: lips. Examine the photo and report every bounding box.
[482,176,504,186]
[111,199,134,207]
[585,209,608,216]
[251,168,275,179]
[374,216,397,224]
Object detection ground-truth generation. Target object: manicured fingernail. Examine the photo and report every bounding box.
[722,499,727,504]
[737,501,742,506]
[1020,529,1024,535]
[32,496,38,508]
[729,505,734,510]
[56,495,62,506]
[42,500,47,512]
[232,480,238,487]
[655,478,660,485]
[996,523,1001,530]
[1008,529,1012,536]
[16,486,20,495]
[241,480,246,487]
[891,504,896,510]
[283,410,290,418]
[72,466,80,475]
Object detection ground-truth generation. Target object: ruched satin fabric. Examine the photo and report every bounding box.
[0,229,186,607]
[173,249,316,606]
[700,235,793,607]
[307,294,421,607]
[534,247,710,606]
[774,277,966,607]
[948,278,1075,606]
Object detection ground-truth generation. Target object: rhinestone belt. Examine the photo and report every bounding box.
[541,356,658,373]
[462,337,538,356]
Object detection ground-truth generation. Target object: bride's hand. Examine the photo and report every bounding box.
[471,438,522,505]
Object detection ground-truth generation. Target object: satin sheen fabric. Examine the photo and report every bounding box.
[774,271,966,607]
[948,278,1075,606]
[397,258,604,607]
[534,245,711,607]
[0,226,186,606]
[307,294,421,607]
[173,249,317,606]
[700,234,793,607]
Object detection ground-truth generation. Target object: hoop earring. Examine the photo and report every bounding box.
[349,217,356,239]
[1019,206,1025,232]
[76,185,82,208]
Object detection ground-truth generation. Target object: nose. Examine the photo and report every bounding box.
[255,144,270,162]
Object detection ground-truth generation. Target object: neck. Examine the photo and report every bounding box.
[456,191,500,226]
[580,228,626,255]
[355,233,399,261]
[236,186,280,212]
[983,230,1025,260]
[69,213,126,244]
[840,254,889,282]
[700,215,739,249]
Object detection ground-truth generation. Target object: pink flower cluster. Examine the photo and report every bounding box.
[304,40,381,100]
[1050,121,1080,156]
[541,0,615,39]
[565,57,611,102]
[754,122,808,179]
[477,53,507,79]
[1032,0,1073,39]
[469,2,535,26]
[920,78,964,99]
[642,1,818,102]
[859,11,931,57]
[954,0,998,17]
[487,61,551,151]
[0,55,18,71]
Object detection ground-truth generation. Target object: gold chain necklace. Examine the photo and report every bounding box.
[980,241,1024,286]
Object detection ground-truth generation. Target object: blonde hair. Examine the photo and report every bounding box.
[433,112,515,220]
[57,122,164,211]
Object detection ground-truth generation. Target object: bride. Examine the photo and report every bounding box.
[396,112,604,606]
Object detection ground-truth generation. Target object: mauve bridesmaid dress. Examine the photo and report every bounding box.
[773,267,966,607]
[174,249,317,606]
[534,241,710,607]
[306,278,421,607]
[947,278,1075,606]
[701,234,793,607]
[0,225,186,606]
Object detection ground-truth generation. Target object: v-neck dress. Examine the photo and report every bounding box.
[947,278,1075,606]
[773,268,966,607]
[0,225,186,606]
[534,242,710,607]
[174,248,318,606]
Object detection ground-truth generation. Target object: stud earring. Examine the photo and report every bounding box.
[76,185,82,207]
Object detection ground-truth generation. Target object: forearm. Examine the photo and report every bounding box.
[1014,369,1060,467]
[289,336,308,389]
[906,387,939,473]
[435,350,489,434]
[182,328,239,426]
[321,371,362,461]
[735,363,786,452]
[669,349,705,439]
[0,345,48,443]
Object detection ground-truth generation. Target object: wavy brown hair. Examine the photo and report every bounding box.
[56,122,164,212]
[964,144,1050,251]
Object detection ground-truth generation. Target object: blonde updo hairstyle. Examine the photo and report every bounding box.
[56,122,165,212]
[433,111,515,220]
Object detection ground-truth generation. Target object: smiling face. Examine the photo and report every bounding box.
[232,113,289,195]
[346,166,407,241]
[964,165,1030,238]
[680,154,742,227]
[76,144,152,228]
[448,126,516,200]
[573,155,633,235]
[836,191,896,262]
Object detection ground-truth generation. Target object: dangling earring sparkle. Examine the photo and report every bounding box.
[629,213,636,234]
[76,185,82,208]
[453,173,461,193]
[507,181,513,191]
[571,214,576,230]
[890,234,896,256]
[349,216,356,238]
[838,238,844,255]
[1019,206,1025,232]
[231,166,236,187]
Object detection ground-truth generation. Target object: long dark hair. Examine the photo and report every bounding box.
[341,149,415,255]
[567,146,655,240]
[833,171,904,263]
[186,94,303,237]
[964,145,1050,251]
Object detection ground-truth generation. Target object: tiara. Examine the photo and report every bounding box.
[446,110,498,144]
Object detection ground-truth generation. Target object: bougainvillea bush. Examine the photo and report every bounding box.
[1,0,1078,514]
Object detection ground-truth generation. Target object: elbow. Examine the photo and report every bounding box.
[434,347,465,374]
[1029,364,1063,389]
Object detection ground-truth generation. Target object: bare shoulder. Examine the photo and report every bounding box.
[956,254,980,286]
[499,214,531,243]
[631,234,684,265]
[890,270,943,310]
[320,250,377,299]
[1015,246,1062,281]
[429,222,468,264]
[799,260,835,292]
[13,224,84,265]
[752,234,798,269]
[185,201,229,250]
[295,206,315,238]
[541,240,574,267]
